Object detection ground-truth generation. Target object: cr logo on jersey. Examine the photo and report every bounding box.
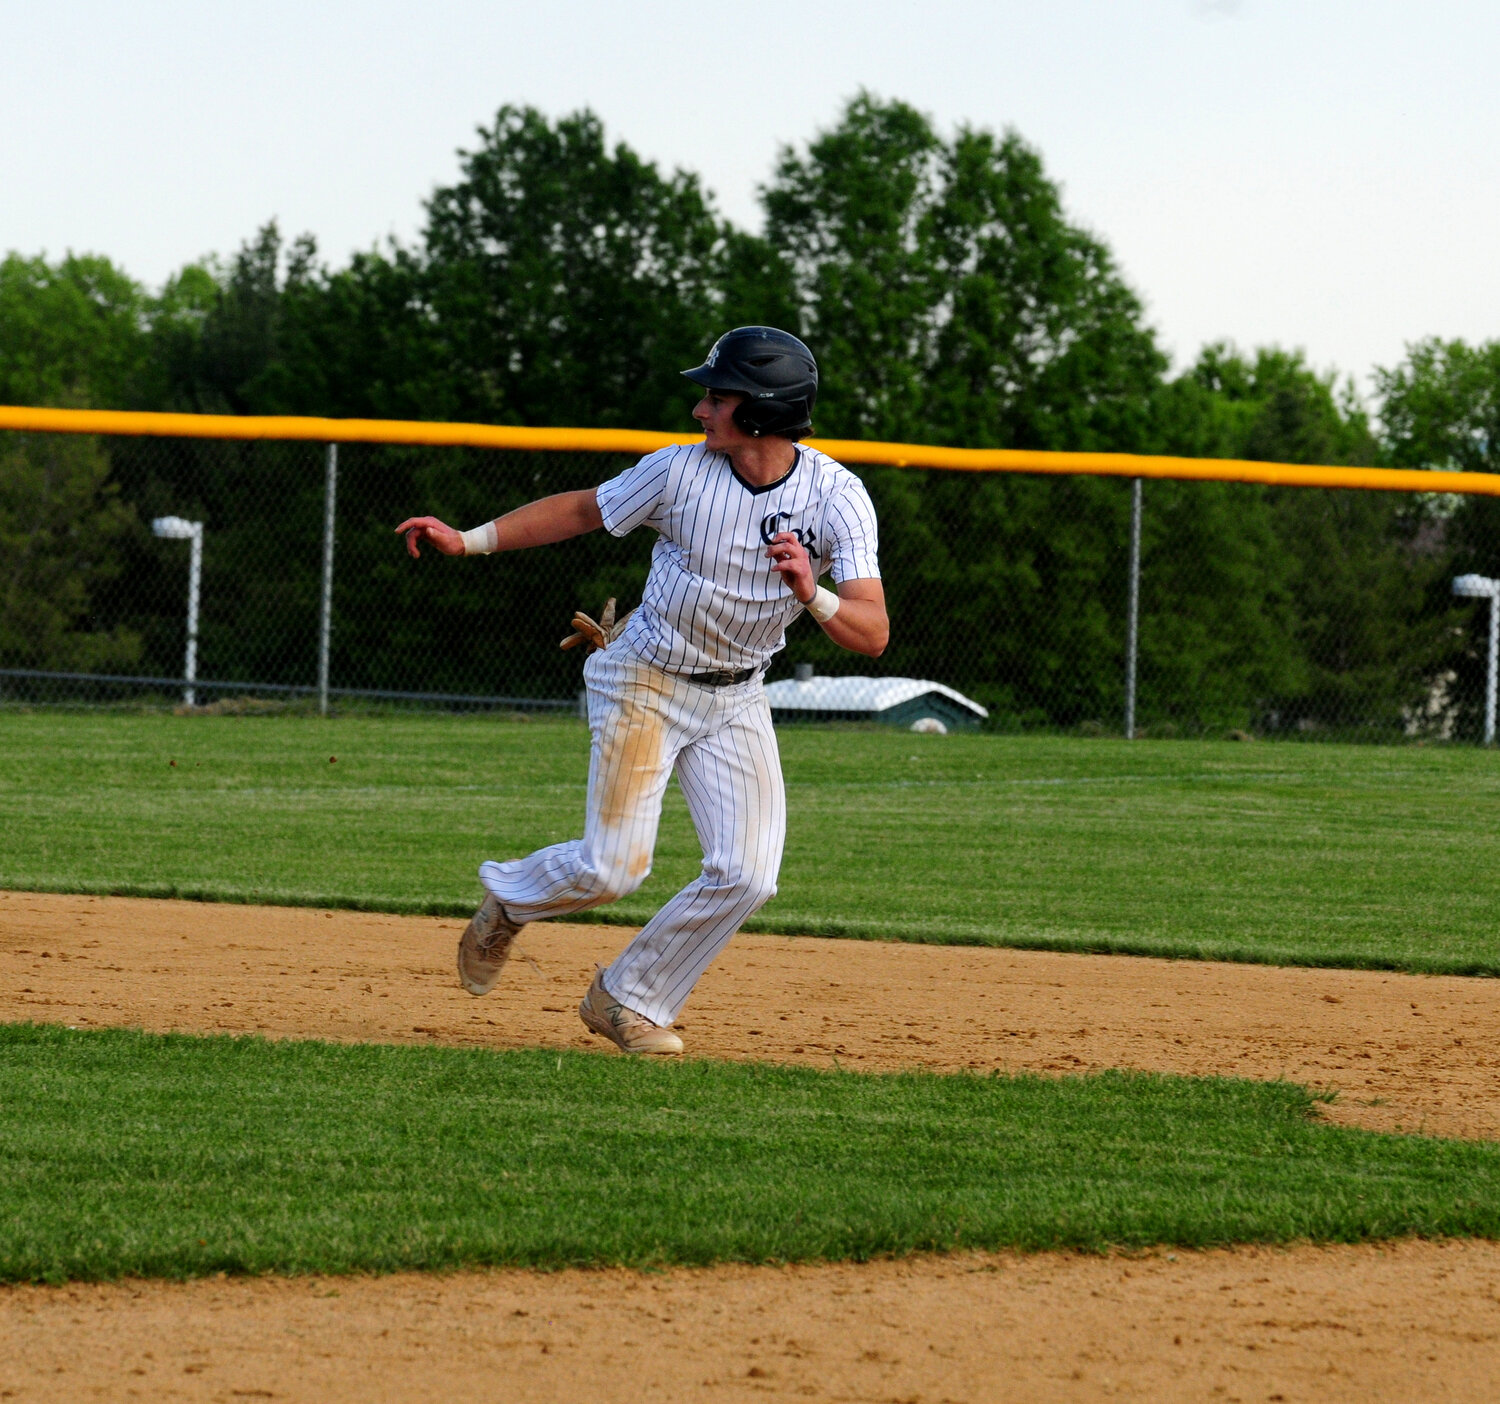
[760,511,821,560]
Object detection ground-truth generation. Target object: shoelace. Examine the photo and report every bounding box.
[477,925,515,959]
[473,905,516,958]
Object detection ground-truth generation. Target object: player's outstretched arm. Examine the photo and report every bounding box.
[397,489,604,559]
[765,532,889,657]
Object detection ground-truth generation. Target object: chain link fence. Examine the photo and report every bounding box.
[4,425,1498,741]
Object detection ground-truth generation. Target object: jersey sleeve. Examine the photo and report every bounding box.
[595,448,673,537]
[824,476,881,583]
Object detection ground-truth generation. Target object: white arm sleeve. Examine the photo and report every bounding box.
[824,479,881,583]
[596,448,672,537]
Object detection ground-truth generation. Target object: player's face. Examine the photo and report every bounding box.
[692,389,751,452]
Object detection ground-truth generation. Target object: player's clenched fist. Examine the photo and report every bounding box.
[765,530,816,603]
[395,516,464,558]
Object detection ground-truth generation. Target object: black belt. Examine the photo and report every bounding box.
[682,666,758,688]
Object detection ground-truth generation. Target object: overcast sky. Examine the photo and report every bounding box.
[4,1,1496,392]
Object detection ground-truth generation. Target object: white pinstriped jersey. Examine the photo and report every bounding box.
[595,441,880,674]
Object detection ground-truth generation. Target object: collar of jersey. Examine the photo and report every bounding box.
[724,444,803,496]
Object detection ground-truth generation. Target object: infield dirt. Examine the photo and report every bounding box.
[3,890,1499,1401]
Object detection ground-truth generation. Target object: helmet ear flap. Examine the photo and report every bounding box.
[732,398,778,437]
[733,397,810,438]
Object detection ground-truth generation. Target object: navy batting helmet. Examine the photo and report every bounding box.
[682,326,818,438]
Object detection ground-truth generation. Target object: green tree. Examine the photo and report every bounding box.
[1149,345,1453,734]
[1377,338,1500,737]
[0,252,150,408]
[0,253,155,677]
[163,109,794,431]
[764,95,1170,724]
[1134,477,1304,731]
[764,96,941,441]
[421,105,754,430]
[0,432,139,670]
[763,93,1164,449]
[158,223,320,415]
[10,99,1466,732]
[140,262,220,411]
[149,224,446,423]
[1377,338,1500,475]
[1152,343,1378,463]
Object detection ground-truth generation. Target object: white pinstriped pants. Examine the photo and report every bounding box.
[478,641,786,1027]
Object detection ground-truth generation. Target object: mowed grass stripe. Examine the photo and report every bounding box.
[4,712,1500,972]
[3,1024,1500,1284]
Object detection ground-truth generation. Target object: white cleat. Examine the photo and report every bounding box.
[578,967,684,1055]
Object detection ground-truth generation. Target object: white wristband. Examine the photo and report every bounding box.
[804,584,840,623]
[460,522,498,556]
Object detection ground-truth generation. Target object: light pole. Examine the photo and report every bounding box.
[1453,573,1500,745]
[153,516,204,706]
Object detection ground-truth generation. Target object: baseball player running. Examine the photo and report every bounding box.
[396,327,887,1054]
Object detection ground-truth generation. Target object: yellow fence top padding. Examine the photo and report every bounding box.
[3,403,1498,497]
[0,406,697,457]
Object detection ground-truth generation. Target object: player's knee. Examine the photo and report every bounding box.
[725,869,777,912]
[580,853,650,904]
[700,856,777,910]
[748,876,778,910]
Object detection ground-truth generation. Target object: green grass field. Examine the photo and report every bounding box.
[7,711,1500,1282]
[6,1023,1500,1283]
[4,710,1499,973]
